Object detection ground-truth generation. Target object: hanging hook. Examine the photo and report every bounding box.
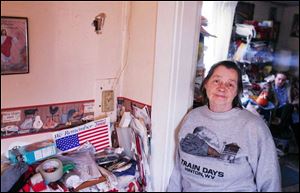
[93,13,106,34]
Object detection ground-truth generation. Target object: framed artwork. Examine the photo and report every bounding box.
[1,16,29,75]
[290,14,299,38]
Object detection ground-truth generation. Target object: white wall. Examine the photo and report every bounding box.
[121,1,157,105]
[1,1,123,108]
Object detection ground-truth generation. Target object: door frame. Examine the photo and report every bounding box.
[150,1,202,191]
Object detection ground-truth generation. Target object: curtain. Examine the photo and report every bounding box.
[202,1,238,74]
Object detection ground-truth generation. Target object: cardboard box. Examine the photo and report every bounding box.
[9,139,56,165]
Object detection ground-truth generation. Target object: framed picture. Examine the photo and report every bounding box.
[290,14,299,38]
[1,16,29,75]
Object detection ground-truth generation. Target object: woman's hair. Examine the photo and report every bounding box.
[199,60,243,109]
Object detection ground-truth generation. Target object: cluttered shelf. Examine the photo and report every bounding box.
[228,19,279,65]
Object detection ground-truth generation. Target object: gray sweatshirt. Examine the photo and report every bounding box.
[167,105,281,192]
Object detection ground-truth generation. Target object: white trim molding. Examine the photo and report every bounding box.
[150,1,202,191]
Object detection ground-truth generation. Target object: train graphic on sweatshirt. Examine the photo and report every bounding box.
[180,126,240,163]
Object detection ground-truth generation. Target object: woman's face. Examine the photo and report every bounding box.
[204,65,238,112]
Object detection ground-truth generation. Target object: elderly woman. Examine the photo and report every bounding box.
[167,60,281,192]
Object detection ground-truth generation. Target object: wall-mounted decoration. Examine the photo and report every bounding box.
[290,14,299,38]
[93,13,106,34]
[1,16,29,75]
[1,100,95,139]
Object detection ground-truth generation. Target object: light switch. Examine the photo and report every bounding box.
[102,90,114,112]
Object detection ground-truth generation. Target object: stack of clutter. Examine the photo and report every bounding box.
[116,105,152,192]
[1,112,152,192]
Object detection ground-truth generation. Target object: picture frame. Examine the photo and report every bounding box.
[290,14,299,38]
[1,16,29,75]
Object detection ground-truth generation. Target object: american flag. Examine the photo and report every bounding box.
[54,118,111,153]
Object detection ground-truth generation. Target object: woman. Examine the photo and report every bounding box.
[167,60,281,192]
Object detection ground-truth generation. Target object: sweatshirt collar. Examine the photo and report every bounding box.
[202,105,240,119]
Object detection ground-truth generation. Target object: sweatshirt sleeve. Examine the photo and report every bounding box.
[166,148,183,192]
[249,119,282,192]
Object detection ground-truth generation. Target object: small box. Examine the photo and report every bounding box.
[9,139,56,165]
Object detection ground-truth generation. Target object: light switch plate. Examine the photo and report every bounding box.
[94,78,117,122]
[102,90,114,112]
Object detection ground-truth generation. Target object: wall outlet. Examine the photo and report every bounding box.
[102,90,114,112]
